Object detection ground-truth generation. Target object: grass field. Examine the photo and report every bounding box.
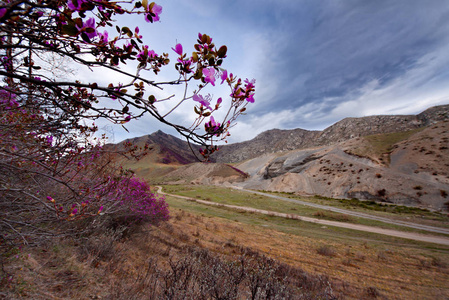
[162,191,449,299]
[3,183,448,299]
[161,184,449,234]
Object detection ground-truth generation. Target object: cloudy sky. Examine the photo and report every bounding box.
[96,0,449,144]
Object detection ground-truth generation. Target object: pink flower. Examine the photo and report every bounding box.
[67,0,86,11]
[135,27,142,39]
[244,78,256,90]
[97,206,103,214]
[0,8,7,19]
[205,116,222,136]
[145,3,162,23]
[172,43,183,55]
[148,49,157,58]
[203,68,216,86]
[77,18,97,39]
[137,45,157,61]
[98,30,108,44]
[220,70,228,84]
[46,135,53,145]
[193,94,212,110]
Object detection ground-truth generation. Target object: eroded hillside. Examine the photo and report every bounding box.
[235,121,449,210]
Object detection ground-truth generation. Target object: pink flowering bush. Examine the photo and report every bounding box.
[0,88,168,248]
[101,176,169,223]
[0,0,255,250]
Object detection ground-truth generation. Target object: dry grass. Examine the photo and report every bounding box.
[2,206,449,299]
[0,211,336,299]
[163,205,449,299]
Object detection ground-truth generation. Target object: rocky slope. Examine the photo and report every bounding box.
[215,104,449,163]
[234,120,449,210]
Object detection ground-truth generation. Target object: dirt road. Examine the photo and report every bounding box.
[234,187,449,235]
[157,187,449,246]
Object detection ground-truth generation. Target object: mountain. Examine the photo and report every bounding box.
[117,130,201,165]
[214,104,449,163]
[112,104,449,210]
[234,120,449,210]
[106,130,202,180]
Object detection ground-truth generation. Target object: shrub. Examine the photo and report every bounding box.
[377,189,386,197]
[317,245,337,257]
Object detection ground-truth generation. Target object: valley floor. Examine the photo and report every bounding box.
[159,186,449,246]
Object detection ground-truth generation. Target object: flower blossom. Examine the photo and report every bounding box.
[193,94,212,110]
[205,116,222,136]
[137,45,157,61]
[203,68,216,86]
[67,0,87,11]
[0,8,7,19]
[145,3,162,23]
[77,17,97,39]
[135,27,142,39]
[220,70,228,84]
[98,30,108,44]
[172,43,183,55]
[244,78,256,103]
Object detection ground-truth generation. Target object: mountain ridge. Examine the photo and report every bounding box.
[215,104,449,162]
[115,104,449,165]
[113,104,449,210]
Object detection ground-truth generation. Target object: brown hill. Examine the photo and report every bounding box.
[161,162,248,185]
[214,104,449,163]
[106,130,202,180]
[235,120,449,210]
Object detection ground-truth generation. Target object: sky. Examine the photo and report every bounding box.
[91,0,449,144]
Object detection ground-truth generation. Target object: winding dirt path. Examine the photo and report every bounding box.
[156,186,449,246]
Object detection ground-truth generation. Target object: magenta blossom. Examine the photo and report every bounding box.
[98,30,108,44]
[205,116,221,136]
[145,3,162,22]
[203,68,216,86]
[0,8,6,19]
[46,135,53,145]
[67,0,87,11]
[77,18,97,39]
[135,27,142,39]
[148,49,157,58]
[193,94,212,110]
[244,78,256,90]
[220,70,228,84]
[172,43,183,55]
[137,45,158,61]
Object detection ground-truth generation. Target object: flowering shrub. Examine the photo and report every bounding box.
[99,176,169,223]
[0,0,254,250]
